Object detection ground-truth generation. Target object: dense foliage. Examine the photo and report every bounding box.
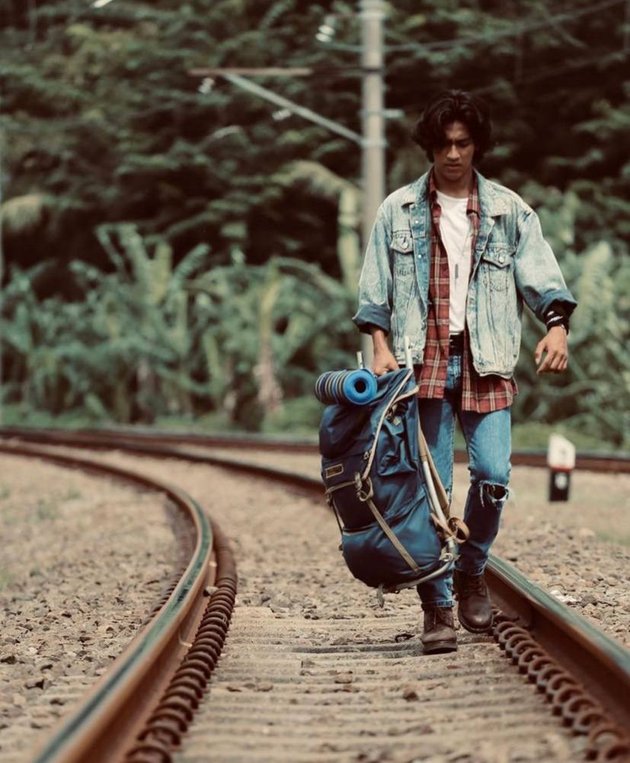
[1,0,628,444]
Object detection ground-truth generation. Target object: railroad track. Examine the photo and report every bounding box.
[0,429,628,762]
[1,425,628,473]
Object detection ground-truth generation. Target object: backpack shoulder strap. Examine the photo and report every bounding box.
[358,477,421,575]
[361,367,416,480]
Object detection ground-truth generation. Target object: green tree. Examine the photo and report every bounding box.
[1,0,628,439]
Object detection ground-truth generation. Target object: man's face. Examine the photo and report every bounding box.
[432,121,476,188]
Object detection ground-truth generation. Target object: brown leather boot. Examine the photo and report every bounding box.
[454,570,493,633]
[421,606,457,654]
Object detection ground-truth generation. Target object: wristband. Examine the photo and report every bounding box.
[544,304,570,334]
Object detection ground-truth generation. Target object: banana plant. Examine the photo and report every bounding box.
[273,160,362,292]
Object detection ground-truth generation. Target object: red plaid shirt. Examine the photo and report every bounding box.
[418,172,517,413]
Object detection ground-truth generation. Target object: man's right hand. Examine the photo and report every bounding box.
[369,326,400,376]
[372,347,399,376]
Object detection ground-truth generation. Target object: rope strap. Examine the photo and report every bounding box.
[431,514,470,544]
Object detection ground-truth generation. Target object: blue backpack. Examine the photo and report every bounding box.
[318,367,463,601]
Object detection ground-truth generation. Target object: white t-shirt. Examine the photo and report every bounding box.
[436,190,472,334]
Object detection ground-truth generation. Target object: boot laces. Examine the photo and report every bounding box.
[461,574,487,598]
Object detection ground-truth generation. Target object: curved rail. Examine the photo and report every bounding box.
[1,430,629,760]
[0,441,236,763]
[489,558,630,759]
[0,425,629,472]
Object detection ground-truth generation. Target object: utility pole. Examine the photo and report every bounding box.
[0,132,4,426]
[359,0,386,364]
[192,3,388,363]
[359,0,386,251]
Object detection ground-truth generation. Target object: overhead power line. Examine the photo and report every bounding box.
[473,48,628,96]
[218,73,364,145]
[384,0,626,53]
[189,67,314,78]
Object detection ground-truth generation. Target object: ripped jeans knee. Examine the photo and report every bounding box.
[478,480,509,510]
[458,480,510,574]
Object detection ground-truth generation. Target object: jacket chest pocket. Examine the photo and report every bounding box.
[391,231,414,276]
[479,246,514,292]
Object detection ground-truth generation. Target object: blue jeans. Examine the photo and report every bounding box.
[416,353,511,609]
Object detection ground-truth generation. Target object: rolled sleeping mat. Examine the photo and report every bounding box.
[314,368,378,406]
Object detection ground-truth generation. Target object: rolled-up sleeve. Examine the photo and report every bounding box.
[514,207,577,322]
[352,207,394,334]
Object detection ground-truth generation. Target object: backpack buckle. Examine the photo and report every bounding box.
[355,474,374,502]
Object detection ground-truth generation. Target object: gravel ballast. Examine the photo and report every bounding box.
[0,446,627,762]
[0,454,183,761]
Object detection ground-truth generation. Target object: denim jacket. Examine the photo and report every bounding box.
[353,170,577,377]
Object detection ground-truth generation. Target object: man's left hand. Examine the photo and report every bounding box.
[535,326,569,374]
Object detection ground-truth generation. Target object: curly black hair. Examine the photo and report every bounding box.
[411,89,492,163]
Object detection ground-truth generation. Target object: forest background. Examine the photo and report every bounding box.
[0,0,628,449]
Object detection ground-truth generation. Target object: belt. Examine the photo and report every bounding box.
[449,333,464,354]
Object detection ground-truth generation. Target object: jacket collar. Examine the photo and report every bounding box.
[402,169,509,217]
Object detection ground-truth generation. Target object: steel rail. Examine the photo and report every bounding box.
[2,430,629,759]
[1,425,628,473]
[0,441,218,763]
[489,558,630,748]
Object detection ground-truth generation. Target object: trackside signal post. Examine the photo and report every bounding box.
[547,433,576,501]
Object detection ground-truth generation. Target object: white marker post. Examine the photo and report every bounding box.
[547,433,576,502]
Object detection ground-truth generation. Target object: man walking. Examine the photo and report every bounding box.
[353,89,576,654]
